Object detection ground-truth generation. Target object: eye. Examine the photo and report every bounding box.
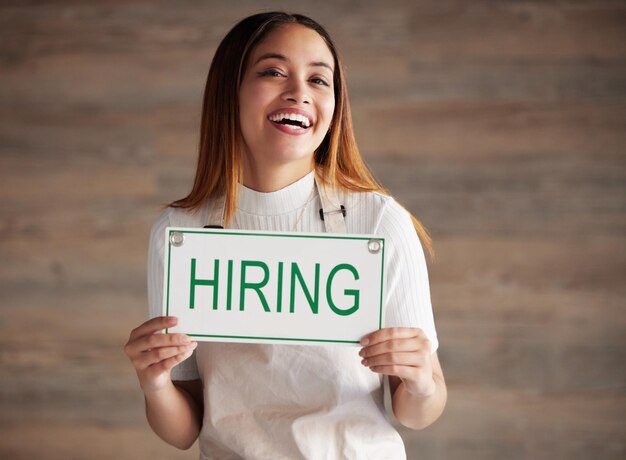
[257,69,284,78]
[311,77,330,87]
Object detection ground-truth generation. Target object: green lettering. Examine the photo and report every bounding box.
[326,263,360,316]
[189,258,219,310]
[290,262,320,314]
[240,260,270,312]
[226,259,233,311]
[276,262,283,313]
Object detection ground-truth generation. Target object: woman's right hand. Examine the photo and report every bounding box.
[123,316,198,394]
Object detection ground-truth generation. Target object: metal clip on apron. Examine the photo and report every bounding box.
[203,175,346,233]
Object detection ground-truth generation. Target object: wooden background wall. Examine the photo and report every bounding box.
[1,1,624,459]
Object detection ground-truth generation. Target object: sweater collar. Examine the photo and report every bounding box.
[237,170,316,215]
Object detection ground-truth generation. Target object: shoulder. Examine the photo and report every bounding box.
[337,188,415,237]
[340,189,426,263]
[148,202,212,250]
[150,202,210,233]
[374,195,416,238]
[339,188,391,214]
[167,204,208,228]
[148,207,171,247]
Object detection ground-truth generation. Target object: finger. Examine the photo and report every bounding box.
[366,363,419,380]
[135,342,198,371]
[125,332,191,358]
[128,316,178,342]
[360,327,427,346]
[143,346,197,378]
[359,337,424,359]
[361,351,424,369]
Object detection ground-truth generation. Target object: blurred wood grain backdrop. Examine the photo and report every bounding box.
[1,1,625,459]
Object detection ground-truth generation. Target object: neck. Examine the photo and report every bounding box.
[242,157,315,192]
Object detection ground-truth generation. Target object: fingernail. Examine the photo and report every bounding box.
[181,335,191,343]
[190,341,198,348]
[358,349,364,357]
[360,338,369,346]
[361,359,367,366]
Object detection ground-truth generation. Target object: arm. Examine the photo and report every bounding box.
[360,328,447,430]
[136,210,204,447]
[145,378,204,450]
[389,350,446,429]
[124,316,203,450]
[365,199,446,428]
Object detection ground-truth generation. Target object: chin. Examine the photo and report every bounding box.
[270,143,317,161]
[274,152,314,165]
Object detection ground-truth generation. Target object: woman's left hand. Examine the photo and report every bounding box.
[359,327,436,398]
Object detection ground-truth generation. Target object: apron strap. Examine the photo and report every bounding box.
[314,174,347,234]
[204,194,226,229]
[204,173,347,233]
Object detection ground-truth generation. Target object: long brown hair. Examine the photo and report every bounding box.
[170,12,433,256]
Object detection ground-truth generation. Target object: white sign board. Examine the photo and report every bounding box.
[163,227,385,346]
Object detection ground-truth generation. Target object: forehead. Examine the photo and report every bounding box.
[249,24,334,67]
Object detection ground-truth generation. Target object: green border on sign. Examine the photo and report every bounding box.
[165,229,385,344]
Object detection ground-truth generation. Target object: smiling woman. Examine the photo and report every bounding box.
[123,11,446,460]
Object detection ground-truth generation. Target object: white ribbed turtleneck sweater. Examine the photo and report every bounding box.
[147,170,438,460]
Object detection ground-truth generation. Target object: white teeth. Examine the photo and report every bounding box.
[268,112,311,128]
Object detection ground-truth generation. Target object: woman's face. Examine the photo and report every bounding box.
[238,24,336,176]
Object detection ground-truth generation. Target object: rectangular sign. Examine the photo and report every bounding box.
[162,227,385,346]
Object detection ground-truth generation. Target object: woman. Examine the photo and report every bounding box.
[124,11,446,459]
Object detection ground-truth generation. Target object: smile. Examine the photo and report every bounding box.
[268,112,312,128]
[266,107,316,136]
[268,119,311,135]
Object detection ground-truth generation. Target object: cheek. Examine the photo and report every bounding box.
[241,84,273,118]
[319,97,335,130]
[239,91,263,133]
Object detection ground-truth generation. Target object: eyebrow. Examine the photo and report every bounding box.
[254,52,334,73]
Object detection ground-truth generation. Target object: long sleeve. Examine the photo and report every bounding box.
[147,208,200,380]
[375,198,439,353]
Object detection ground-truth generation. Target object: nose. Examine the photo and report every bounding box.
[282,77,311,105]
